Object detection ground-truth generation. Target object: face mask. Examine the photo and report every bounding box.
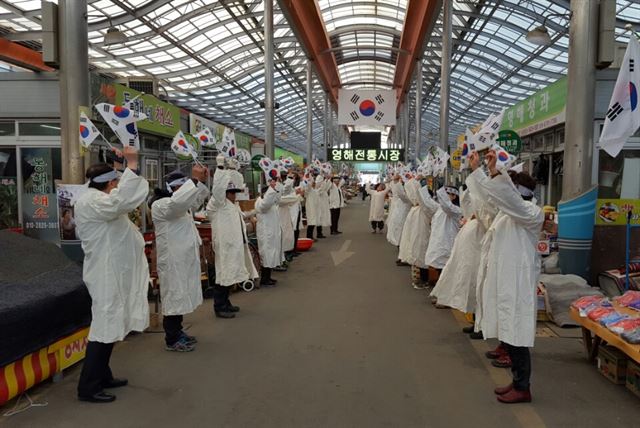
[420,179,427,186]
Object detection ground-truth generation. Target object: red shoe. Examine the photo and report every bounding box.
[497,388,532,404]
[494,383,513,395]
[485,344,506,360]
[491,355,512,368]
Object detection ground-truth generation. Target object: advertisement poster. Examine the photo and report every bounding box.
[596,199,640,226]
[0,176,19,229]
[21,148,59,242]
[57,184,89,242]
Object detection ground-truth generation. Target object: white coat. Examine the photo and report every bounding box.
[152,180,210,316]
[424,187,462,269]
[256,184,285,268]
[329,179,346,209]
[386,181,411,246]
[305,179,320,226]
[75,168,150,343]
[469,168,544,347]
[430,188,495,313]
[398,179,438,268]
[278,178,300,252]
[366,184,390,222]
[206,170,258,287]
[315,176,332,227]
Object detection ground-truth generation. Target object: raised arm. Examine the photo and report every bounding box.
[417,185,439,217]
[436,187,462,218]
[468,168,543,229]
[152,180,202,221]
[87,168,149,222]
[255,185,280,213]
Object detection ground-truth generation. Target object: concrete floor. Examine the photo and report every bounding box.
[3,200,640,428]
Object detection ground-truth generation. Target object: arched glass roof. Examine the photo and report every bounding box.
[1,0,640,156]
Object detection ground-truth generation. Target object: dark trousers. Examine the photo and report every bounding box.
[212,284,231,313]
[419,268,429,283]
[371,221,384,231]
[261,267,272,283]
[330,208,341,233]
[504,344,531,391]
[306,225,323,239]
[77,341,115,397]
[163,314,183,346]
[293,210,301,250]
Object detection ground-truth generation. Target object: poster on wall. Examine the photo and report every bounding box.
[596,199,640,226]
[21,148,59,242]
[0,176,19,229]
[56,184,89,242]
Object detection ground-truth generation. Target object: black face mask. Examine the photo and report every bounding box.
[420,179,427,187]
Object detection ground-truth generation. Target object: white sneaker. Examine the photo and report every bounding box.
[413,283,426,290]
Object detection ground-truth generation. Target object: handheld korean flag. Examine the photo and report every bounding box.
[172,131,199,163]
[282,157,295,169]
[216,127,237,158]
[273,159,288,174]
[474,109,505,151]
[400,167,413,183]
[79,112,102,148]
[321,162,333,176]
[598,36,640,157]
[259,157,279,182]
[95,103,147,149]
[430,146,450,176]
[195,127,216,148]
[491,143,517,171]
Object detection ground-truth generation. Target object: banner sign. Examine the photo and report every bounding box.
[497,130,523,155]
[450,148,462,170]
[21,148,59,242]
[596,199,640,226]
[115,84,180,137]
[501,77,567,137]
[337,89,396,126]
[328,148,403,162]
[56,184,89,242]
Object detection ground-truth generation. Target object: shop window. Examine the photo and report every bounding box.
[598,149,640,199]
[0,148,18,229]
[18,122,61,136]
[533,134,545,152]
[0,121,15,136]
[556,128,565,151]
[544,132,554,152]
[522,137,531,152]
[145,158,159,190]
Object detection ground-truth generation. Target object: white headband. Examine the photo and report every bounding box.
[91,169,121,183]
[517,184,534,198]
[168,176,188,188]
[445,187,459,196]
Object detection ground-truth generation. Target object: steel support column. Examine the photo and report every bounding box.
[439,0,452,153]
[264,0,275,158]
[59,0,88,184]
[306,60,313,163]
[562,0,598,199]
[323,93,328,160]
[404,100,410,163]
[415,60,423,160]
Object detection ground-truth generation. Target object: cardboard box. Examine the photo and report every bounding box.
[597,346,628,384]
[626,360,640,398]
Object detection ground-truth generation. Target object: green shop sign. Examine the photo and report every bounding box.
[497,130,522,155]
[500,77,567,137]
[115,84,180,138]
[275,147,304,167]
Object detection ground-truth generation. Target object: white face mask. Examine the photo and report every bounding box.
[517,184,534,198]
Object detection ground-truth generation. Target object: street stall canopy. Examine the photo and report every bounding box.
[0,0,639,155]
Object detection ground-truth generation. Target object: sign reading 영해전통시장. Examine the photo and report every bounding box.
[328,148,404,163]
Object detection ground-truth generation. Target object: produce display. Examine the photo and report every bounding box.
[572,291,640,344]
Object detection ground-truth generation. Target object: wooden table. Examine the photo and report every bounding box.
[570,304,640,364]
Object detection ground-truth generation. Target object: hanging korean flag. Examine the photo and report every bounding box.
[79,112,101,148]
[171,131,197,162]
[598,37,640,157]
[195,127,216,147]
[338,89,396,126]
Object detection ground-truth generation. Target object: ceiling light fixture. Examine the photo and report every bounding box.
[87,14,129,46]
[525,12,571,46]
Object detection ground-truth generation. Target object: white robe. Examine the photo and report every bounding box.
[75,168,150,343]
[305,179,321,226]
[278,178,298,252]
[430,188,495,313]
[424,187,462,269]
[256,184,286,268]
[152,180,209,316]
[366,184,390,222]
[329,179,346,209]
[315,176,332,227]
[206,170,258,287]
[398,180,438,268]
[386,181,411,246]
[470,168,544,348]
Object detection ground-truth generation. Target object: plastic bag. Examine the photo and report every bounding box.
[599,312,627,327]
[587,307,616,322]
[572,295,604,310]
[615,290,640,307]
[621,327,640,344]
[608,318,640,335]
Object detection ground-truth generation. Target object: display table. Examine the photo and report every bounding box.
[570,305,640,364]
